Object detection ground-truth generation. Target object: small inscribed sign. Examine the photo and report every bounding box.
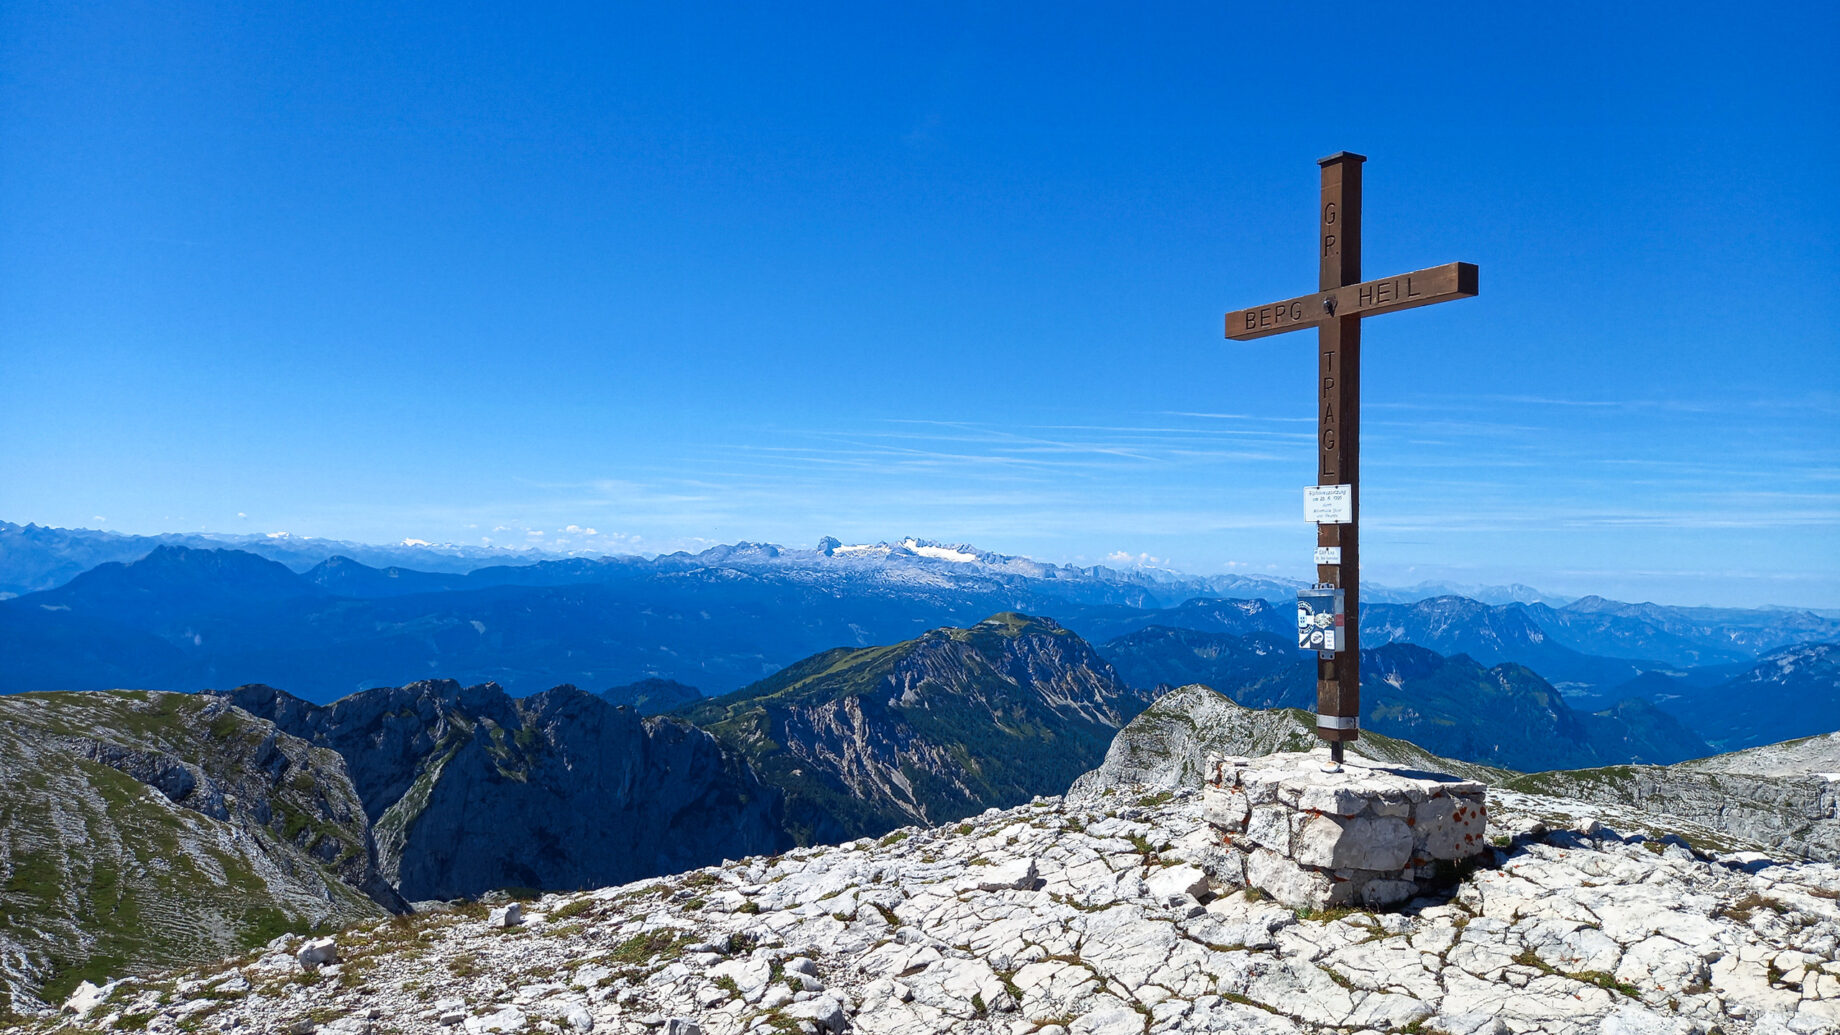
[1304,484,1353,524]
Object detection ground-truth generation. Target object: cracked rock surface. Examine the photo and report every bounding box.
[30,789,1840,1035]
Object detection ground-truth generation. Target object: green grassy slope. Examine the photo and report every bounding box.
[680,613,1150,844]
[0,691,393,1014]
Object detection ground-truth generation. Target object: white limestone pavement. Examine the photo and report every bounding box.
[40,788,1840,1035]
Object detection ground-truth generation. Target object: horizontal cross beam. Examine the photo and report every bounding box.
[1224,261,1478,341]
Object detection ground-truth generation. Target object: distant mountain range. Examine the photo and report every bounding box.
[1601,643,1840,752]
[3,521,1838,755]
[8,535,1836,699]
[1097,620,1840,759]
[4,520,1605,607]
[0,522,1306,602]
[1072,592,1834,677]
[1,541,1268,700]
[0,521,544,597]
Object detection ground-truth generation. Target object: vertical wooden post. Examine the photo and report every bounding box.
[1223,155,1477,764]
[1316,152,1363,751]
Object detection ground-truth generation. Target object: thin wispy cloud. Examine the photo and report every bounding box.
[1163,411,1317,423]
[233,402,1838,608]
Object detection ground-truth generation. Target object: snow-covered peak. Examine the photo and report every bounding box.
[816,537,1015,568]
[898,538,980,563]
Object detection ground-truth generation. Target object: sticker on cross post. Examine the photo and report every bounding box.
[1297,587,1346,653]
[1316,714,1359,731]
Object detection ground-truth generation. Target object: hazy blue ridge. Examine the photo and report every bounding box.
[0,521,540,597]
[1093,628,1712,772]
[1619,643,1840,752]
[1,544,1298,699]
[601,677,702,715]
[1099,626,1297,693]
[2,538,1834,726]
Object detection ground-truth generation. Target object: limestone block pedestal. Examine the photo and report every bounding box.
[1202,751,1488,910]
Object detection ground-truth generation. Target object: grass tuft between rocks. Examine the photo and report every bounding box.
[608,930,697,965]
[1512,948,1641,998]
[1719,892,1788,924]
[549,898,598,921]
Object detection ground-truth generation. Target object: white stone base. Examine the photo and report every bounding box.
[1202,751,1488,910]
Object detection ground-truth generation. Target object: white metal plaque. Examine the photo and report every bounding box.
[1313,546,1342,565]
[1303,484,1353,524]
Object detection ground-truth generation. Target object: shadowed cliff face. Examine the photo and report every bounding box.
[210,680,788,901]
[1504,729,1840,862]
[682,613,1158,845]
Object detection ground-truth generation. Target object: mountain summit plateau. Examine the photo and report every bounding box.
[36,778,1840,1035]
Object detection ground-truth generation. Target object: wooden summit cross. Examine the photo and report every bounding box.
[1224,152,1478,764]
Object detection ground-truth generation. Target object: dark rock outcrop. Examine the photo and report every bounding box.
[211,680,787,901]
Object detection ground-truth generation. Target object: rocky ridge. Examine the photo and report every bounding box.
[0,691,399,1015]
[1503,732,1840,862]
[1068,684,1507,798]
[682,613,1153,845]
[1082,685,1838,864]
[1097,634,1710,771]
[209,681,787,902]
[33,782,1840,1035]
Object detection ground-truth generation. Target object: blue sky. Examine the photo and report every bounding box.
[3,3,1836,608]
